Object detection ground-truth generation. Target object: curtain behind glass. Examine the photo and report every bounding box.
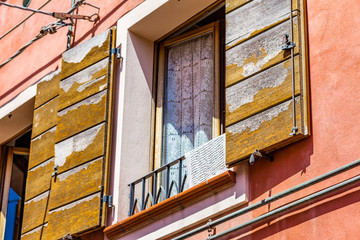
[163,31,214,194]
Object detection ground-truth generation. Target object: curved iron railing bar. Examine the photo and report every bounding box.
[156,186,166,204]
[180,174,188,192]
[167,180,180,198]
[144,192,155,209]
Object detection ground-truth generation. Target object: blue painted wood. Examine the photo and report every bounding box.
[5,188,21,240]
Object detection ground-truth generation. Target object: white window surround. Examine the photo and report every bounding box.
[112,0,223,224]
[112,4,248,238]
[0,84,36,145]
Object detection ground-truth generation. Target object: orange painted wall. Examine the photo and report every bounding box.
[0,0,144,107]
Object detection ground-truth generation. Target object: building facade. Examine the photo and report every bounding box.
[1,0,360,239]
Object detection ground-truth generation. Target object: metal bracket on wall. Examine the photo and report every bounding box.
[102,195,113,208]
[249,150,273,165]
[111,47,122,60]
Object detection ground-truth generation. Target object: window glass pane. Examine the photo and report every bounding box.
[163,31,214,164]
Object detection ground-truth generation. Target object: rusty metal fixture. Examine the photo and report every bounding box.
[249,149,273,165]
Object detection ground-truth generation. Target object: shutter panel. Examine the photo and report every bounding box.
[225,0,310,166]
[21,28,116,239]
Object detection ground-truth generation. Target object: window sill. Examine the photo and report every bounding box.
[104,170,236,240]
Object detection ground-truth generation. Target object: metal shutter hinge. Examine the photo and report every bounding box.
[111,47,122,59]
[102,195,113,208]
[281,34,296,50]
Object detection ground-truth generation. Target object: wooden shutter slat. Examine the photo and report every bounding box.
[31,97,59,138]
[23,27,117,239]
[226,16,300,87]
[60,30,111,80]
[226,97,304,165]
[54,123,105,174]
[226,0,298,48]
[21,225,43,240]
[59,58,109,110]
[34,69,61,109]
[226,55,301,127]
[43,193,101,240]
[25,158,54,201]
[55,90,107,143]
[28,127,56,169]
[225,0,309,166]
[225,0,253,14]
[21,191,49,234]
[49,158,103,210]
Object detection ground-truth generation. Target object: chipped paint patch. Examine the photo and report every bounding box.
[226,18,295,79]
[26,190,49,204]
[39,68,61,83]
[54,124,103,167]
[60,58,108,93]
[21,225,43,237]
[29,157,54,172]
[49,194,98,213]
[226,0,290,46]
[62,30,109,63]
[227,99,298,134]
[57,158,101,181]
[99,83,107,91]
[227,60,290,112]
[77,75,106,93]
[58,90,106,117]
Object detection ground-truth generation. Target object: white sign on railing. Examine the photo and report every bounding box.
[186,133,227,187]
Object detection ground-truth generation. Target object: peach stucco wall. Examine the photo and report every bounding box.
[0,0,144,107]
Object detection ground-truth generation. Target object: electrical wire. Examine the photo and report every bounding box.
[0,0,95,69]
[0,0,52,41]
[0,21,70,69]
[0,1,53,16]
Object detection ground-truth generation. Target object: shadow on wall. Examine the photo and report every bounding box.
[248,136,313,202]
[227,183,360,240]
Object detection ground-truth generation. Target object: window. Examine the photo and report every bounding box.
[153,7,224,177]
[1,131,31,240]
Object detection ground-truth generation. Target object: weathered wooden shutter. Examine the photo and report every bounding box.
[225,0,310,166]
[21,28,116,240]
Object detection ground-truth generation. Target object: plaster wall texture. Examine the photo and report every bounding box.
[0,0,144,107]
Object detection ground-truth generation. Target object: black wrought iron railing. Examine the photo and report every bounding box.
[128,157,187,216]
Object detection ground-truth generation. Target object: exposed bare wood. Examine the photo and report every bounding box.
[29,127,56,169]
[25,158,54,201]
[226,0,298,48]
[226,56,301,127]
[49,158,102,210]
[55,90,107,143]
[60,30,110,80]
[43,193,101,240]
[34,69,61,109]
[59,58,109,111]
[31,97,59,139]
[226,97,305,165]
[21,191,49,234]
[226,17,300,87]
